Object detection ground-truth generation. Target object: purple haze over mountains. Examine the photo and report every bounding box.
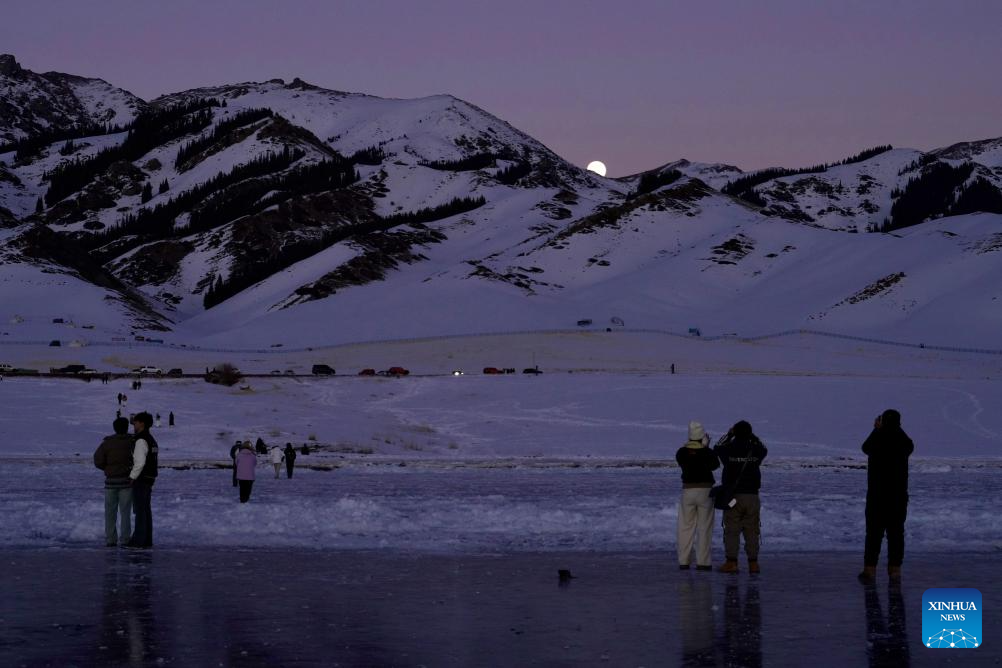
[3,0,1000,176]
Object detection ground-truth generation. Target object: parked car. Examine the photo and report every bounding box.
[0,363,13,373]
[312,364,336,376]
[51,364,87,374]
[133,366,163,376]
[270,369,282,375]
[358,368,376,376]
[166,368,183,377]
[387,366,409,376]
[49,340,61,347]
[522,367,543,375]
[284,369,295,375]
[483,367,502,375]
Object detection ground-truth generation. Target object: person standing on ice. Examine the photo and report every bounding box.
[675,421,718,570]
[168,411,174,427]
[269,445,284,478]
[93,417,135,547]
[236,442,257,502]
[283,442,297,478]
[858,409,914,583]
[714,421,767,574]
[230,440,241,487]
[126,412,158,549]
[155,413,161,428]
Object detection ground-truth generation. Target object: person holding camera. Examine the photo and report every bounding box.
[858,409,914,583]
[675,421,719,570]
[713,421,768,574]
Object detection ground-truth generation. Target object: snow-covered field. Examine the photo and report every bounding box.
[1,333,999,554]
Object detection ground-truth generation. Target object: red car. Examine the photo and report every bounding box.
[483,367,502,374]
[387,366,410,376]
[358,368,376,376]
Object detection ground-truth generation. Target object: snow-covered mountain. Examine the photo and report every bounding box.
[0,55,1000,349]
[0,54,143,144]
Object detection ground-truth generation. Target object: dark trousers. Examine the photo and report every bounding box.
[130,479,154,547]
[286,462,294,479]
[232,463,238,487]
[864,498,907,567]
[239,480,254,503]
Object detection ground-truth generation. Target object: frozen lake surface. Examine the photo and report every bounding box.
[1,548,998,667]
[2,462,1001,554]
[1,336,999,664]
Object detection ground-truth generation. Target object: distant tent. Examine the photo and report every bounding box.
[69,339,87,348]
[610,317,625,326]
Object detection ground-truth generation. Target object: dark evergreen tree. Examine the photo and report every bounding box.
[158,179,170,194]
[349,146,386,165]
[631,169,683,198]
[887,162,975,230]
[949,177,1002,217]
[35,197,43,214]
[496,161,532,185]
[140,181,153,203]
[421,153,497,171]
[173,108,274,171]
[45,98,218,205]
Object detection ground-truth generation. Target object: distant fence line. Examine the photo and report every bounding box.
[2,327,1001,356]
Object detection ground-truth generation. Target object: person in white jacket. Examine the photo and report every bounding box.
[269,445,284,478]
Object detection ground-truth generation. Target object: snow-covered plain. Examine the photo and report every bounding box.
[1,334,999,555]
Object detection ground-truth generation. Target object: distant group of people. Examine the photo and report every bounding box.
[230,440,304,502]
[675,410,913,580]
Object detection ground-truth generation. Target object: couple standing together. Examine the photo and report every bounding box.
[93,412,159,548]
[676,420,766,573]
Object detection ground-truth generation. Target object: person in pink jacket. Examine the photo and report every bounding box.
[235,441,257,503]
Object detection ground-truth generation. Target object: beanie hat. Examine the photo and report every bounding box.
[688,421,706,442]
[733,420,752,439]
[881,409,901,429]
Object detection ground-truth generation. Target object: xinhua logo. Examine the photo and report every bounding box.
[923,588,982,649]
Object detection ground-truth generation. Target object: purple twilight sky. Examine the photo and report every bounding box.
[3,0,1001,176]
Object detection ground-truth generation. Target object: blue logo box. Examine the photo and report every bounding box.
[923,588,982,649]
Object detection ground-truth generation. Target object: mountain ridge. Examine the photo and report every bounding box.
[0,55,1000,349]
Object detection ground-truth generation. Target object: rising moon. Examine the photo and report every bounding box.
[586,160,607,177]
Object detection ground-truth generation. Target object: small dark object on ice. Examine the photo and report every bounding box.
[558,569,574,582]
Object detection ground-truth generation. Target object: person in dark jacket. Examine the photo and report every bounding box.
[676,421,719,570]
[126,412,158,549]
[859,409,914,583]
[230,440,241,487]
[284,442,297,479]
[713,420,768,574]
[255,437,268,455]
[93,417,134,547]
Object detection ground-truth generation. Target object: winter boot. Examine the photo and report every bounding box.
[887,565,901,580]
[748,560,760,574]
[718,559,739,574]
[679,564,690,570]
[857,566,877,583]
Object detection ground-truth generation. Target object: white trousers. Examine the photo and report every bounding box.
[677,487,714,566]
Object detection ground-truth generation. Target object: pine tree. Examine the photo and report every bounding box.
[158,179,170,194]
[140,181,153,203]
[35,197,43,214]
